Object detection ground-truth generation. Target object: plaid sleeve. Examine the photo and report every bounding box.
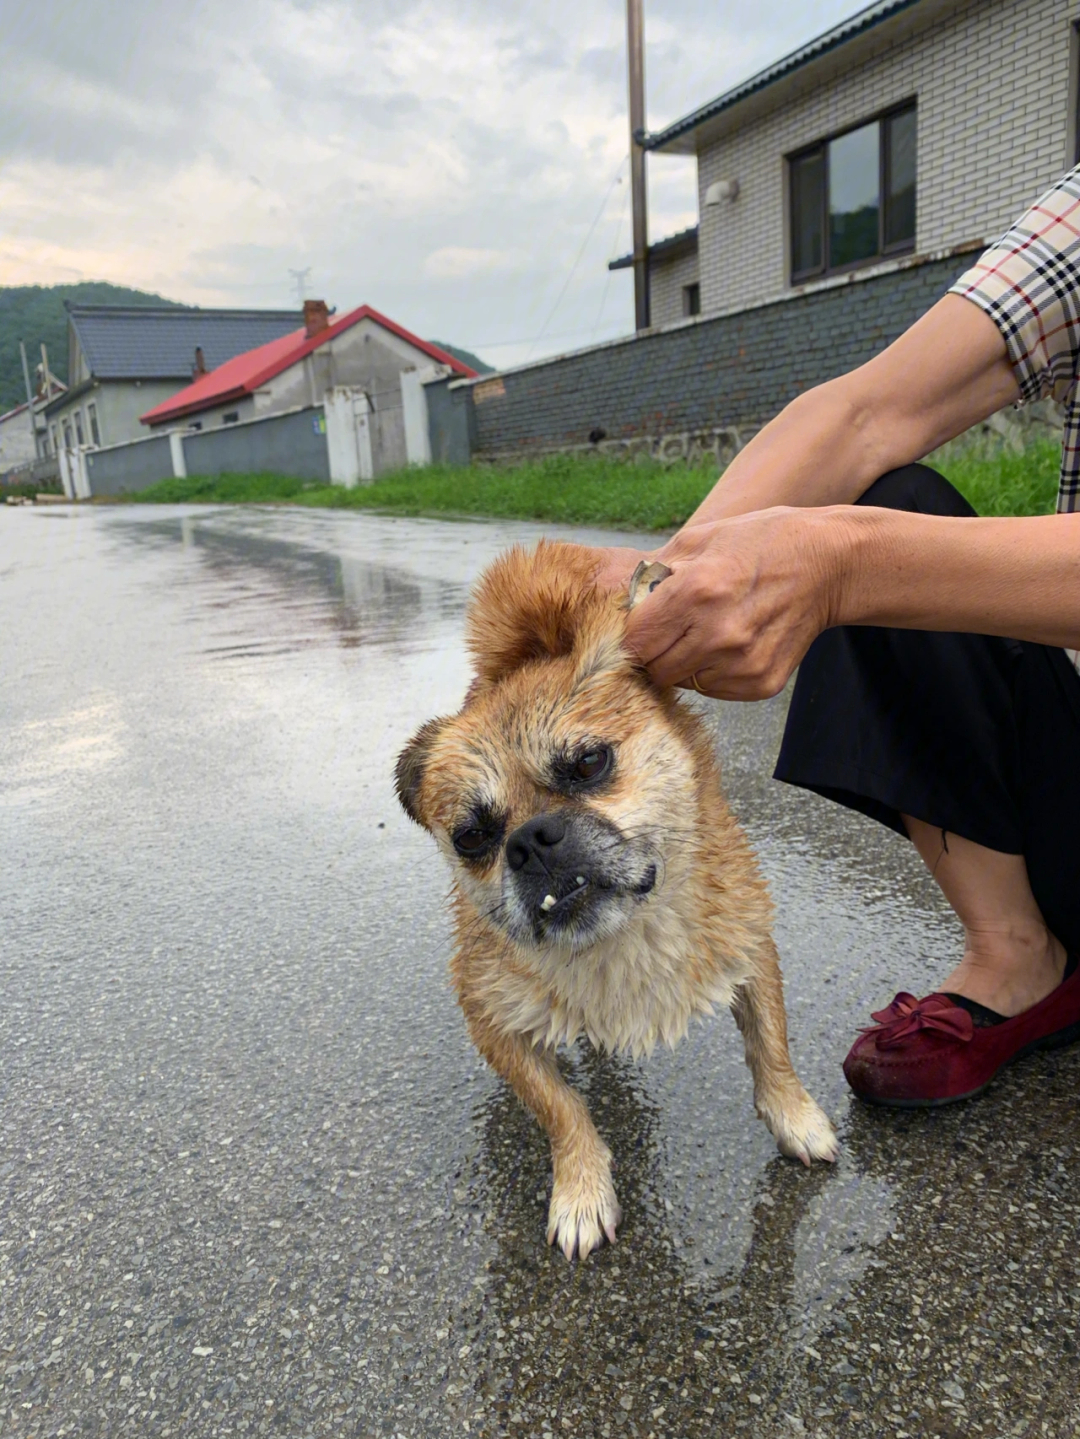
[949,169,1080,408]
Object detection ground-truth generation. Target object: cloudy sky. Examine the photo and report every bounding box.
[2,0,860,367]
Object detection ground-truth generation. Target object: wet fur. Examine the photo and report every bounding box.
[396,541,837,1260]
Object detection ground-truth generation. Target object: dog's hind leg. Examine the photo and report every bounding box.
[730,941,838,1165]
[462,1007,620,1260]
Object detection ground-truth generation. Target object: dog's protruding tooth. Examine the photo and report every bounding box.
[540,894,557,912]
[626,559,673,610]
[575,876,585,886]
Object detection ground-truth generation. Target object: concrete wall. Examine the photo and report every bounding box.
[425,376,476,466]
[184,406,330,482]
[693,0,1078,317]
[84,433,174,496]
[463,247,979,463]
[82,405,330,494]
[649,249,701,328]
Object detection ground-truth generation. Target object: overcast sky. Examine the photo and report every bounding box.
[1,0,860,368]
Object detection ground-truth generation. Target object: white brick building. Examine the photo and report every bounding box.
[622,0,1080,325]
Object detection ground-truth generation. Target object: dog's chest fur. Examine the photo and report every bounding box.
[453,834,770,1059]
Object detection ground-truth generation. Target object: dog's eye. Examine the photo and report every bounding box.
[573,747,612,784]
[453,826,493,856]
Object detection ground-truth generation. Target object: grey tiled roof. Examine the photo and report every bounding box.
[66,305,301,380]
[609,225,698,271]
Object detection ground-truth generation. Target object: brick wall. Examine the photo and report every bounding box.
[694,0,1076,317]
[649,250,701,328]
[465,247,980,463]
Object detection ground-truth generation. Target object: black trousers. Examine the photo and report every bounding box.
[774,464,1080,954]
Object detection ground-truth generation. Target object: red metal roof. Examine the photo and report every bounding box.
[140,304,476,426]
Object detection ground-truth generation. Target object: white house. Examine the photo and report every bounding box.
[616,0,1079,328]
[140,301,477,475]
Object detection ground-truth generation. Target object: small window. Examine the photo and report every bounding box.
[789,103,916,282]
[73,410,85,445]
[50,424,59,454]
[87,402,101,447]
[222,411,239,425]
[190,421,203,431]
[682,282,701,317]
[63,420,73,449]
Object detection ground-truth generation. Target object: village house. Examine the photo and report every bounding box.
[140,301,476,474]
[453,0,1079,466]
[0,369,65,476]
[624,0,1077,327]
[42,303,301,458]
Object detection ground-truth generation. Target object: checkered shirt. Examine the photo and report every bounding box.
[949,167,1080,514]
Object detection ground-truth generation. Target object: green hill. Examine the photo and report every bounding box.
[428,340,494,375]
[0,282,184,413]
[0,283,495,414]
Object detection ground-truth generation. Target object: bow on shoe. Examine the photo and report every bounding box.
[862,992,974,1050]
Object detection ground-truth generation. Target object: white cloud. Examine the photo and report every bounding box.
[423,247,527,280]
[0,0,862,368]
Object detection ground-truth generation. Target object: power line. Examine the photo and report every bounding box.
[591,177,631,341]
[524,155,629,363]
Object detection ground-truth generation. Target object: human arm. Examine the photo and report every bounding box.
[592,291,1018,590]
[627,503,1080,700]
[678,294,1018,523]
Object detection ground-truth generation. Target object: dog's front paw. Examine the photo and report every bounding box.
[547,1159,621,1261]
[760,1089,839,1167]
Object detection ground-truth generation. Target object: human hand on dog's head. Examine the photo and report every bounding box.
[569,544,658,600]
[625,507,846,701]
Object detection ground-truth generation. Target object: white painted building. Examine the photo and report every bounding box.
[616,0,1080,326]
[141,302,476,476]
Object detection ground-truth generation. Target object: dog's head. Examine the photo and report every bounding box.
[395,541,702,951]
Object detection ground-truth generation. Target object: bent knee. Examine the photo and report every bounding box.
[857,462,976,518]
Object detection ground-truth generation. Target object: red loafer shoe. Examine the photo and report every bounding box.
[844,957,1080,1108]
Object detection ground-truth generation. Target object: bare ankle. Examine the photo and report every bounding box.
[943,925,1066,1017]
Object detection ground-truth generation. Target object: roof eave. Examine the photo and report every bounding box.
[141,384,251,426]
[643,0,929,155]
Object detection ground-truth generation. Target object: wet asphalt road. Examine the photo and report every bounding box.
[2,502,1080,1439]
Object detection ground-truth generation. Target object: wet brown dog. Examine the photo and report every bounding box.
[395,541,836,1260]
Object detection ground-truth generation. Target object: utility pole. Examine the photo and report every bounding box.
[19,340,38,457]
[626,0,650,331]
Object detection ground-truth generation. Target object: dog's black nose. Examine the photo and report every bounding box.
[505,815,566,871]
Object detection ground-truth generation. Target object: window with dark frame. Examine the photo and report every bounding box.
[222,411,240,425]
[789,103,916,283]
[73,410,85,445]
[87,402,101,446]
[682,282,701,317]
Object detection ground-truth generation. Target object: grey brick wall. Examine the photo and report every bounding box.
[649,250,701,328]
[466,248,981,462]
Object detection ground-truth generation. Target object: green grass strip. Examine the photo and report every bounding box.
[125,436,1062,529]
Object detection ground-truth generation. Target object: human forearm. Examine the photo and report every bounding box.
[684,295,1020,526]
[833,507,1080,648]
[626,505,1080,700]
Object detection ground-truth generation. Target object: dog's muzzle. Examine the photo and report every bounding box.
[503,809,656,943]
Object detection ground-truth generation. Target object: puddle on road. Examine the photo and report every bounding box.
[3,505,1079,1439]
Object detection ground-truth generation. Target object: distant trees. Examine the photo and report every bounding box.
[0,282,183,413]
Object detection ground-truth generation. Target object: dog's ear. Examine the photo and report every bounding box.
[394,717,448,826]
[466,540,614,683]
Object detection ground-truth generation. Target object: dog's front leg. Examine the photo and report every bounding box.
[731,941,839,1165]
[463,1008,620,1260]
